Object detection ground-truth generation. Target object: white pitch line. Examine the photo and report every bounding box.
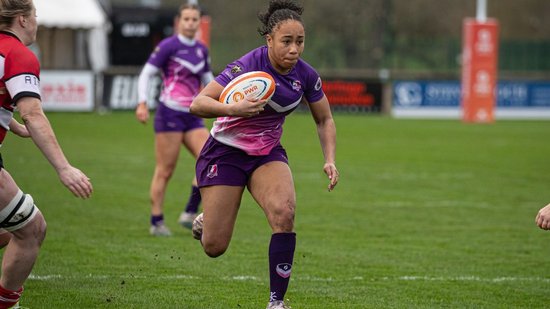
[393,276,550,283]
[28,274,550,283]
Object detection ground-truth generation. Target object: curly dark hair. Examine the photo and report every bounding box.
[257,0,304,37]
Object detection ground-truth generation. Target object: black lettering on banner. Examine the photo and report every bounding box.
[104,74,161,110]
[110,75,137,108]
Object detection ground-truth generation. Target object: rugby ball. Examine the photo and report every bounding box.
[219,71,276,104]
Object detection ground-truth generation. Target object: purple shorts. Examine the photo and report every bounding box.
[154,102,205,133]
[196,136,289,188]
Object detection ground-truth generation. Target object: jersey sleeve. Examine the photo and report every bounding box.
[4,46,41,103]
[215,60,247,87]
[215,48,260,87]
[302,64,324,104]
[146,37,174,69]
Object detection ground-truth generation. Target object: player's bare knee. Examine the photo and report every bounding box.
[204,247,226,258]
[31,212,47,245]
[10,210,46,248]
[154,167,174,182]
[268,200,295,231]
[202,239,228,258]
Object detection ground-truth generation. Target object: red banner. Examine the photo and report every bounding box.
[461,18,499,123]
[322,80,381,107]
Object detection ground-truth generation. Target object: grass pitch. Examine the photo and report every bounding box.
[1,111,550,308]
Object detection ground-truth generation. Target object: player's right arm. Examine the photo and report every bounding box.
[17,97,93,199]
[136,63,160,124]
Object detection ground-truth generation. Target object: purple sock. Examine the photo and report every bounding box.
[268,232,296,303]
[184,186,201,213]
[151,214,164,226]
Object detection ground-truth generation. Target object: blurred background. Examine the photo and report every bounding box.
[32,0,550,117]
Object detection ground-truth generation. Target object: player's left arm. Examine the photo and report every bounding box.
[307,95,339,191]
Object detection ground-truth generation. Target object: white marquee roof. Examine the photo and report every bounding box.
[34,0,107,29]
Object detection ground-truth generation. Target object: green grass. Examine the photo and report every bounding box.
[1,112,550,308]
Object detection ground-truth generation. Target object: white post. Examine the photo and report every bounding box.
[476,0,487,22]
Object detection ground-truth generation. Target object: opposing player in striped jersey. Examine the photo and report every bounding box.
[190,1,339,308]
[136,3,213,236]
[0,0,93,307]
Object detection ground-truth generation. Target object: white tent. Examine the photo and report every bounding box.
[35,0,107,28]
[34,0,110,72]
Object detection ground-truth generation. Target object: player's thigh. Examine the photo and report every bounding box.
[0,169,21,207]
[248,161,296,222]
[200,185,244,245]
[154,132,184,167]
[182,128,209,158]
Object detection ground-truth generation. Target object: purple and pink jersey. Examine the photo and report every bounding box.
[147,35,211,111]
[212,46,325,156]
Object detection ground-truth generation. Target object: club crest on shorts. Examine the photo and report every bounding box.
[276,263,292,278]
[207,164,218,178]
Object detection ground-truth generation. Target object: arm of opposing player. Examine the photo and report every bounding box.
[308,95,339,191]
[190,81,266,118]
[17,97,93,199]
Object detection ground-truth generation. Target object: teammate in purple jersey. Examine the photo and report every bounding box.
[190,1,338,308]
[136,4,213,237]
